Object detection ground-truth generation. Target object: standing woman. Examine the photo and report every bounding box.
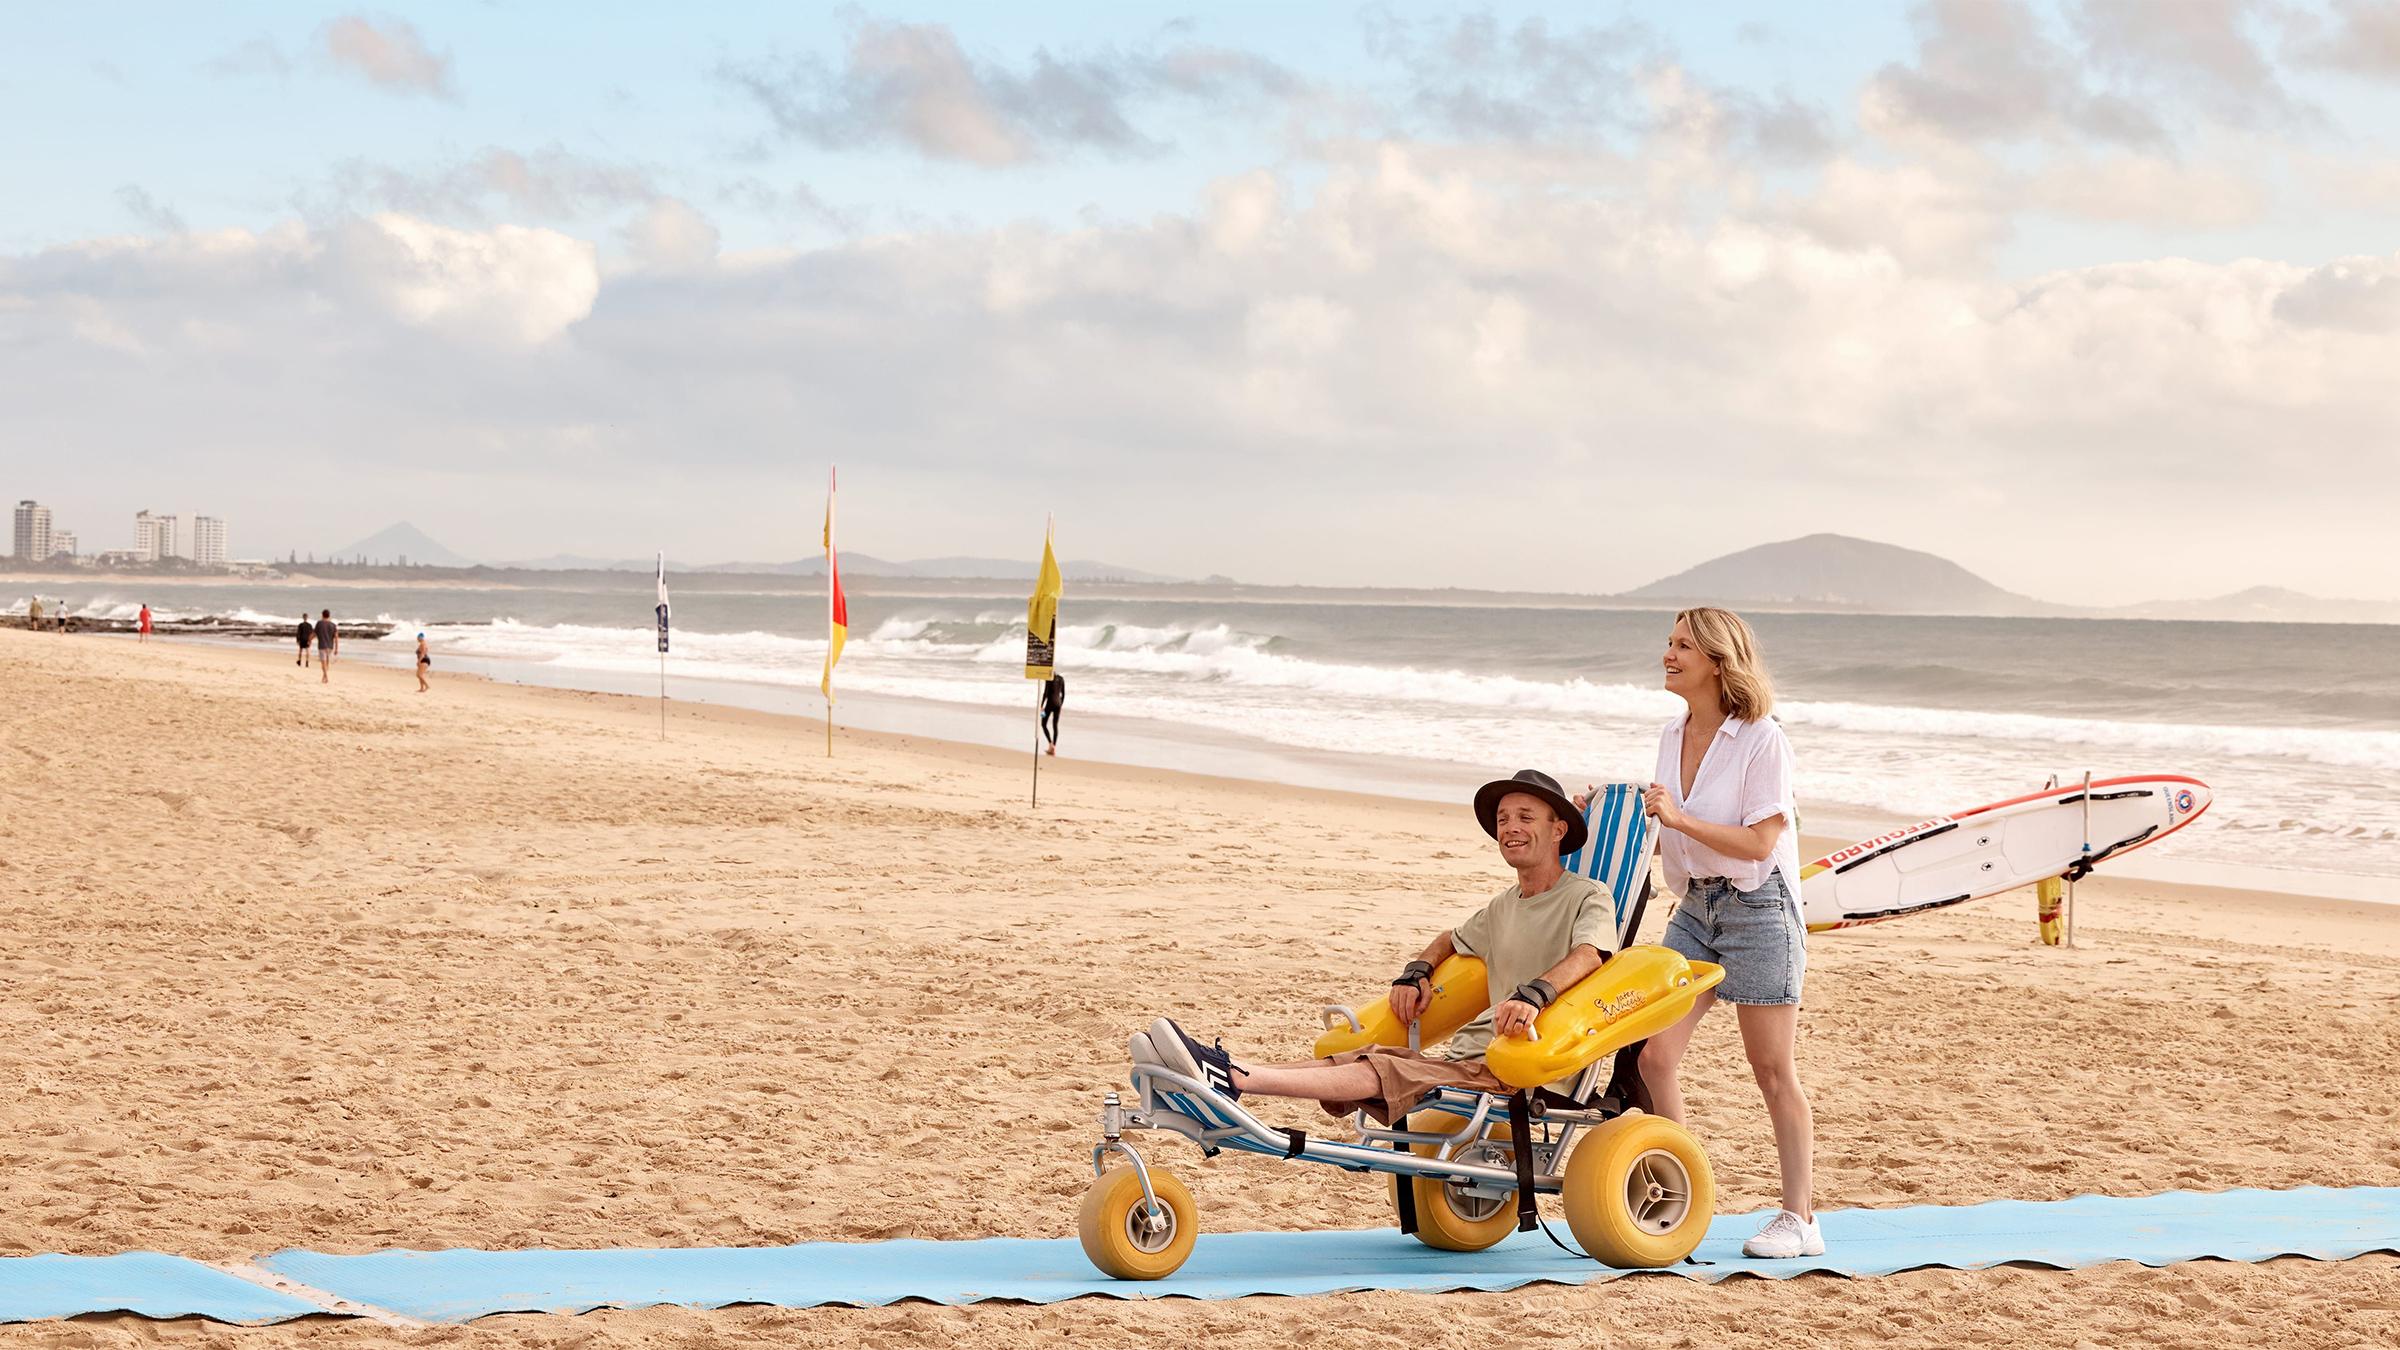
[1638,606,1820,1258]
[415,632,431,692]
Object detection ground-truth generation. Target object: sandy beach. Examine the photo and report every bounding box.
[3,627,2395,1347]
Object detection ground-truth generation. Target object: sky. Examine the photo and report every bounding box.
[4,1,2399,605]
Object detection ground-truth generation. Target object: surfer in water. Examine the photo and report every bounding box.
[1590,606,1821,1259]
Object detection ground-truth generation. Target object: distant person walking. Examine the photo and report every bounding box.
[138,603,152,642]
[295,614,314,666]
[1040,672,1066,756]
[314,609,339,683]
[415,632,430,693]
[26,596,42,631]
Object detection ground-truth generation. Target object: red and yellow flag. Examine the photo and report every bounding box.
[822,467,847,701]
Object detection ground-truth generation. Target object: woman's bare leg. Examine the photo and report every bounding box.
[1735,1002,1815,1220]
[1635,989,1716,1125]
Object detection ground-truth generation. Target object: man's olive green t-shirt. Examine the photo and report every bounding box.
[1439,872,1615,1062]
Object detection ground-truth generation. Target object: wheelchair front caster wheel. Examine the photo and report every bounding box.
[1078,1164,1198,1279]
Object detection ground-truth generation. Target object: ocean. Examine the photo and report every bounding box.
[18,577,2400,894]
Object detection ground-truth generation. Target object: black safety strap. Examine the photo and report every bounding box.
[2062,825,2159,883]
[1281,1129,1308,1158]
[1507,1092,1538,1232]
[1603,1041,1653,1116]
[1393,1132,1419,1235]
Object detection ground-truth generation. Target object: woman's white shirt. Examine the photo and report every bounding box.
[1653,714,1803,905]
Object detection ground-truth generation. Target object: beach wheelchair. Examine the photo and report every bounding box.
[1079,784,1725,1278]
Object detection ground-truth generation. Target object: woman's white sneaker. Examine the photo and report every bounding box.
[1742,1209,1825,1258]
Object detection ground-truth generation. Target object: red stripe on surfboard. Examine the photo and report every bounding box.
[1805,774,2213,873]
[1947,772,2211,822]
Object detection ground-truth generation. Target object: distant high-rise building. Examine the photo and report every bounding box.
[13,500,52,561]
[192,516,227,569]
[134,510,179,563]
[50,530,76,560]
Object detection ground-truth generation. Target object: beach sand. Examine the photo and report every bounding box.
[2,628,2395,1347]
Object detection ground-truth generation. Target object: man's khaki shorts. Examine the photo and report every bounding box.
[1320,1046,1507,1126]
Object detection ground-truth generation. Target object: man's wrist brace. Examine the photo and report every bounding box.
[1393,960,1435,988]
[1507,978,1558,1010]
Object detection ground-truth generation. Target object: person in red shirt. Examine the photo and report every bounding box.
[138,604,152,642]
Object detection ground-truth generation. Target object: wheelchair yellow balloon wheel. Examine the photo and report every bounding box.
[1561,1113,1715,1268]
[1389,1110,1520,1252]
[1078,1164,1198,1280]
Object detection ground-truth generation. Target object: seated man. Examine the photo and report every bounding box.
[1137,769,1615,1126]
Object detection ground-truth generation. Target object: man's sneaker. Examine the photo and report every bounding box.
[1148,1017,1243,1099]
[1742,1209,1825,1259]
[1127,1031,1161,1087]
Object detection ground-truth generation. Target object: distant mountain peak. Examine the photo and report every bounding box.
[1623,533,2054,616]
[332,522,477,568]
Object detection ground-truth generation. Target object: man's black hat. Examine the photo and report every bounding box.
[1472,768,1588,857]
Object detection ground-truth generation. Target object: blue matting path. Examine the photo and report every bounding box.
[0,1253,325,1325]
[249,1187,2400,1323]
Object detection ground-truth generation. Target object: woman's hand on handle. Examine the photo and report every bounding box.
[1642,782,1687,831]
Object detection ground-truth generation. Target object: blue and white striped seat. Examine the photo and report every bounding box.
[1562,781,1657,950]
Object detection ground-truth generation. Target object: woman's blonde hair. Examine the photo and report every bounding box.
[1676,607,1775,722]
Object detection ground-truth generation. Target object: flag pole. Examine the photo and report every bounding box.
[1026,512,1059,808]
[1032,512,1045,806]
[656,550,670,741]
[824,466,839,757]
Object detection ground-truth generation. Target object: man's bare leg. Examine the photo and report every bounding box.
[1146,1020,1382,1109]
[1231,1059,1380,1102]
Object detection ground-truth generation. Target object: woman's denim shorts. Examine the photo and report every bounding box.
[1661,872,1806,1006]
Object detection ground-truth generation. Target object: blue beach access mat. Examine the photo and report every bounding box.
[246,1187,2400,1323]
[0,1253,325,1325]
[8,1189,2395,1325]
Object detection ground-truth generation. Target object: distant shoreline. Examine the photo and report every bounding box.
[10,568,2400,625]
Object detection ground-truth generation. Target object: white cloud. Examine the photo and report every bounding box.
[2272,252,2400,331]
[320,15,454,98]
[2070,0,2306,128]
[2021,153,2270,227]
[1863,0,2166,148]
[2289,0,2400,79]
[116,185,188,235]
[326,215,596,345]
[321,146,659,221]
[722,21,1297,166]
[9,215,600,349]
[620,198,721,272]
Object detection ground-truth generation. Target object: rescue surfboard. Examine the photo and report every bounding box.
[1800,774,2212,932]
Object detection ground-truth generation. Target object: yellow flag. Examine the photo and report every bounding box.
[1025,524,1061,680]
[822,468,847,700]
